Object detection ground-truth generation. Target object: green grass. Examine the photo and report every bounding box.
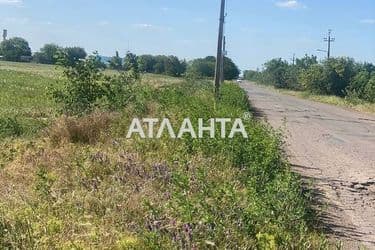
[0,61,182,139]
[0,62,327,249]
[253,81,375,114]
[0,61,60,79]
[280,89,375,114]
[0,68,60,138]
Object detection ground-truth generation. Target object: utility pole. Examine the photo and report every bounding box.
[214,0,226,99]
[2,29,7,41]
[324,29,335,59]
[220,36,227,83]
[291,53,296,65]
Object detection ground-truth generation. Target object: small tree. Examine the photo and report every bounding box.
[298,64,328,94]
[109,51,123,70]
[137,55,156,73]
[0,37,31,62]
[123,52,138,71]
[64,47,87,66]
[53,52,139,114]
[263,58,289,88]
[33,44,61,64]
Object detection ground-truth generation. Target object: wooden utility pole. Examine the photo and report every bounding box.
[214,0,226,99]
[220,36,226,84]
[2,29,7,41]
[324,29,335,59]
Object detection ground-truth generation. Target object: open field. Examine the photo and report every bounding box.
[0,62,327,248]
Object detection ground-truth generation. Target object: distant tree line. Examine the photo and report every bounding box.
[244,55,375,103]
[187,56,240,80]
[0,37,87,65]
[108,53,240,79]
[0,36,241,80]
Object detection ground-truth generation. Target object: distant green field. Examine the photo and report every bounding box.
[0,61,60,78]
[0,63,60,138]
[0,61,183,138]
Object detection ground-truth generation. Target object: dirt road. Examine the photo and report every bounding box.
[241,82,375,249]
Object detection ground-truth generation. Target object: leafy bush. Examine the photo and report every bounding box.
[299,64,328,94]
[33,44,61,65]
[53,53,139,114]
[0,117,23,138]
[263,58,290,88]
[347,71,375,103]
[246,56,375,103]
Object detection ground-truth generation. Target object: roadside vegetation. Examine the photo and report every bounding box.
[0,56,327,248]
[244,55,375,113]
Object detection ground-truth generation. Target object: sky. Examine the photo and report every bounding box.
[0,0,374,70]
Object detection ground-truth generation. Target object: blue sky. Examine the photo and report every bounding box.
[0,0,374,70]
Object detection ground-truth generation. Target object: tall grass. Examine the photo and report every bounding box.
[0,74,327,249]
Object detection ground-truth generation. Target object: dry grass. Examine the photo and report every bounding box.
[47,111,116,145]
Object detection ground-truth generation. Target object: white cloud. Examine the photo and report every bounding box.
[360,19,375,24]
[193,18,206,23]
[133,23,172,32]
[0,0,22,5]
[98,20,110,27]
[161,7,170,12]
[0,17,29,25]
[275,0,306,9]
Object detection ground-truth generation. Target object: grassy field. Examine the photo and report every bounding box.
[0,61,327,249]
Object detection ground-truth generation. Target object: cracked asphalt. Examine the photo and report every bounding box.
[241,81,375,249]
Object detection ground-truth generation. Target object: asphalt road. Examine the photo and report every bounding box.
[241,81,375,249]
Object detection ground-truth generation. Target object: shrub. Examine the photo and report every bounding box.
[48,111,115,145]
[263,58,289,88]
[53,53,139,114]
[299,64,329,94]
[0,117,23,138]
[245,56,375,104]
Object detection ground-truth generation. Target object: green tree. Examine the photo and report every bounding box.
[0,37,32,62]
[323,57,356,96]
[296,54,318,70]
[263,58,289,88]
[243,70,261,81]
[109,51,123,70]
[164,56,186,77]
[223,57,240,80]
[187,56,216,78]
[64,47,87,66]
[137,55,156,73]
[364,73,375,102]
[298,64,328,94]
[33,43,61,64]
[123,52,138,72]
[87,51,107,69]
